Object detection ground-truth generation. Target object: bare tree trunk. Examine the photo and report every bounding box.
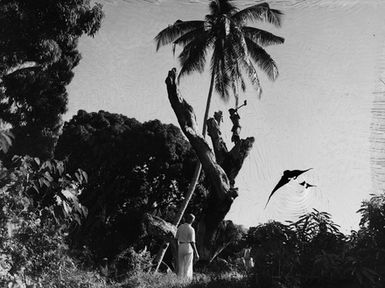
[153,70,216,272]
[162,68,254,262]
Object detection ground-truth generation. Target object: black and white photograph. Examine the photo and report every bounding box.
[1,0,385,287]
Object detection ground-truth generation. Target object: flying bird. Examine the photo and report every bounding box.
[265,168,313,208]
[299,181,317,189]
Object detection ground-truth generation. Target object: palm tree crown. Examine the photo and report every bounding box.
[155,0,284,101]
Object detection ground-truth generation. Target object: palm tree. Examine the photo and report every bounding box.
[156,0,284,130]
[153,0,284,270]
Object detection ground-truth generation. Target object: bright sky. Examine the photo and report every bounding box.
[67,0,385,232]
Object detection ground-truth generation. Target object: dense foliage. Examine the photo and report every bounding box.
[55,110,205,265]
[1,1,385,287]
[0,155,91,286]
[245,208,382,288]
[0,0,104,159]
[3,108,385,287]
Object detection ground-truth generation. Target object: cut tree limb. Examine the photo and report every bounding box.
[207,117,228,165]
[223,137,255,187]
[143,213,177,242]
[166,68,230,201]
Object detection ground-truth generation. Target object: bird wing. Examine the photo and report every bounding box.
[291,168,313,179]
[265,176,290,208]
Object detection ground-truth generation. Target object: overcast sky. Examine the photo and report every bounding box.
[67,0,385,232]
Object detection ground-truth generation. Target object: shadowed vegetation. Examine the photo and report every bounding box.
[0,1,384,288]
[0,0,104,159]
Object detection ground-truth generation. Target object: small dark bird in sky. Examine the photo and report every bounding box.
[265,168,313,208]
[299,181,317,189]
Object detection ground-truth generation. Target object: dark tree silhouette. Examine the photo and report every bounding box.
[0,0,104,159]
[55,110,204,261]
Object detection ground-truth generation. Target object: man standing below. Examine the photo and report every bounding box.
[175,214,199,280]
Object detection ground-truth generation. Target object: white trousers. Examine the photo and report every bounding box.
[177,243,193,279]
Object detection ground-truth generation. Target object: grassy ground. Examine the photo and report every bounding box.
[112,271,248,288]
[29,267,249,288]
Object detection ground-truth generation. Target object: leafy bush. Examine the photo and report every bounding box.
[111,247,153,280]
[245,208,384,288]
[0,156,90,286]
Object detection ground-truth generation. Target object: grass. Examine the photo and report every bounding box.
[114,271,248,288]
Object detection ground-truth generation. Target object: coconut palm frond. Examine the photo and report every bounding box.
[240,58,262,98]
[232,2,283,27]
[178,50,206,80]
[173,27,208,49]
[155,20,205,51]
[177,34,212,81]
[242,26,284,46]
[173,27,208,56]
[228,22,248,57]
[245,38,279,81]
[211,42,231,100]
[240,77,246,92]
[226,51,241,97]
[267,8,284,27]
[236,67,247,93]
[221,23,251,99]
[224,34,246,93]
[214,65,231,101]
[230,64,246,101]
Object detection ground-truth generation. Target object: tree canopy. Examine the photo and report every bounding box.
[0,0,104,159]
[155,0,284,101]
[55,110,204,260]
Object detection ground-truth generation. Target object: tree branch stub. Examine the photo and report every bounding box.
[143,213,177,242]
[165,69,230,201]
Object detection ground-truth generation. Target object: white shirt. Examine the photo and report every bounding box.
[176,223,195,243]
